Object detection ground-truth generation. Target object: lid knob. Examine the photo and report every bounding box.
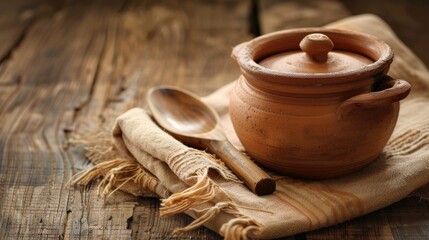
[299,33,334,63]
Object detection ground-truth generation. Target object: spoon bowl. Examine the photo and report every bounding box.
[147,86,276,195]
[148,87,223,140]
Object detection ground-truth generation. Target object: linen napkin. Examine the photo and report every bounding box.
[71,14,429,239]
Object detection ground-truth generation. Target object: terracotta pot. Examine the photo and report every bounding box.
[230,28,411,179]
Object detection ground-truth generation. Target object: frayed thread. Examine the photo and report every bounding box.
[68,159,165,197]
[160,168,222,217]
[160,166,266,239]
[69,128,122,165]
[68,128,166,197]
[68,114,264,239]
[173,202,239,235]
[172,202,269,237]
[220,217,263,240]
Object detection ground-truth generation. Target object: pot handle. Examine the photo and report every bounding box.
[231,41,248,63]
[337,77,411,118]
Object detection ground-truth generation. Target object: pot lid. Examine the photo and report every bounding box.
[259,33,373,73]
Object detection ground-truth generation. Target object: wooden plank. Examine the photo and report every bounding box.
[258,0,350,33]
[341,0,429,67]
[1,0,428,239]
[0,0,64,73]
[129,197,221,239]
[108,0,251,238]
[0,0,62,118]
[0,1,137,239]
[0,0,251,239]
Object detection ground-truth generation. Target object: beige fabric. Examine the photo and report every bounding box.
[72,14,429,239]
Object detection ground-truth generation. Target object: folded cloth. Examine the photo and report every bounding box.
[71,14,429,239]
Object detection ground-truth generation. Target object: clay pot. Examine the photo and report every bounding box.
[230,28,411,179]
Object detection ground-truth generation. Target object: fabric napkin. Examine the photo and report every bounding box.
[71,14,429,239]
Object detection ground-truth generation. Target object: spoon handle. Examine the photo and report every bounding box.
[204,139,276,195]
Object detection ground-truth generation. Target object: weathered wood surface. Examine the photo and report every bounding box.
[0,0,428,239]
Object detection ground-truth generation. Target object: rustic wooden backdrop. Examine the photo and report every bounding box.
[1,0,428,239]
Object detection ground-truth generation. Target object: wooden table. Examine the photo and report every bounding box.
[1,0,428,239]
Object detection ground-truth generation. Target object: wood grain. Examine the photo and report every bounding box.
[0,0,249,239]
[258,0,350,34]
[0,0,428,239]
[341,0,429,67]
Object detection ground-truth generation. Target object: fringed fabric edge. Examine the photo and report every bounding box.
[220,217,264,240]
[160,168,219,217]
[69,125,264,239]
[68,158,168,198]
[159,166,265,239]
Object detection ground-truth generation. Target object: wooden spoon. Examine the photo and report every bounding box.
[146,86,276,195]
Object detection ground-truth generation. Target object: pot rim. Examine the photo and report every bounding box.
[235,27,393,87]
